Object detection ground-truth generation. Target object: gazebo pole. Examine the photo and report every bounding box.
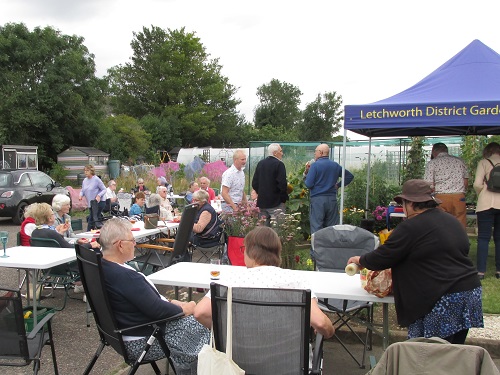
[339,129,348,224]
[365,138,372,219]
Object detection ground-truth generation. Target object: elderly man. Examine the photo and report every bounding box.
[305,144,354,235]
[157,186,174,220]
[221,149,247,212]
[97,218,209,373]
[105,180,119,213]
[185,181,199,204]
[424,142,469,228]
[252,143,288,226]
[198,177,216,202]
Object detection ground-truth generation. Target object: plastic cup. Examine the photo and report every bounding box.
[210,259,221,280]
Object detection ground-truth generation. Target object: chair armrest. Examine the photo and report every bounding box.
[27,312,56,339]
[310,332,323,375]
[156,238,175,244]
[135,244,174,252]
[115,312,185,334]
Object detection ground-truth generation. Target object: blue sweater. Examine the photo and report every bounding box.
[101,259,182,336]
[305,157,354,197]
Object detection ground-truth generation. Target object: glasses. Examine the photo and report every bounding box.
[239,245,245,254]
[138,183,144,185]
[113,238,136,245]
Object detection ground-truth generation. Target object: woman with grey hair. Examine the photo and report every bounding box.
[98,218,209,374]
[52,194,74,238]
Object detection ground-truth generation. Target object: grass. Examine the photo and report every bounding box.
[468,237,500,314]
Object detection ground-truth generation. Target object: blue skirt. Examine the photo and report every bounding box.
[408,287,484,339]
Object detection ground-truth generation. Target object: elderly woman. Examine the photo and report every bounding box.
[98,218,209,374]
[348,179,483,344]
[191,189,221,247]
[20,203,38,246]
[79,164,107,230]
[31,202,72,247]
[473,141,500,280]
[52,194,74,238]
[194,226,334,339]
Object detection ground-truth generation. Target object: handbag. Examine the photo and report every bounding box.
[198,287,245,375]
[144,213,159,229]
[364,269,393,298]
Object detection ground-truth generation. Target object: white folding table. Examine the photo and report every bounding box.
[0,246,76,325]
[74,221,179,240]
[148,262,395,349]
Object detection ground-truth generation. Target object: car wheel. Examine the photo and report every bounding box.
[13,202,28,225]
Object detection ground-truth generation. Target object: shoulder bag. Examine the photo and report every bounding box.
[197,286,245,375]
[144,213,159,229]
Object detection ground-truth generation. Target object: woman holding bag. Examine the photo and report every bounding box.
[473,141,500,280]
[348,179,483,344]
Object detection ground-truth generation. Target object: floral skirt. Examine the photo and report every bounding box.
[124,315,209,374]
[408,287,483,339]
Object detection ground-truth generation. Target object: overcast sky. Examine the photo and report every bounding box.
[2,0,499,139]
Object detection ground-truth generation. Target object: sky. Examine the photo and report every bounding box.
[1,0,500,139]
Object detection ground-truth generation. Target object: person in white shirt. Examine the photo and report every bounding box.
[220,149,247,212]
[105,180,119,212]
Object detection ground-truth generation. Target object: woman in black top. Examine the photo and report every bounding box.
[348,179,483,344]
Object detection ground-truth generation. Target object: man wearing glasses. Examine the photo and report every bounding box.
[305,143,354,236]
[252,143,288,226]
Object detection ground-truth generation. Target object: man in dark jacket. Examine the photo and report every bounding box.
[252,143,288,226]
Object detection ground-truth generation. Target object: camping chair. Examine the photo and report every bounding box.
[0,288,59,374]
[211,283,323,375]
[133,203,197,273]
[71,218,83,232]
[75,244,184,375]
[311,224,379,369]
[29,237,80,311]
[190,215,225,263]
[369,337,500,375]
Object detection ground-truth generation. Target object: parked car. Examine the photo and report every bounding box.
[0,170,70,224]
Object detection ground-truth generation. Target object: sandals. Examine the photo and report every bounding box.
[478,273,485,280]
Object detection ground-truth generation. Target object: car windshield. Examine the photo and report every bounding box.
[0,173,12,188]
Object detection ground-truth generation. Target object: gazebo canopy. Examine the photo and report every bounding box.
[344,39,500,137]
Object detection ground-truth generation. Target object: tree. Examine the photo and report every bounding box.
[298,92,343,141]
[107,26,241,148]
[95,115,151,163]
[402,137,426,182]
[254,79,302,131]
[0,23,105,168]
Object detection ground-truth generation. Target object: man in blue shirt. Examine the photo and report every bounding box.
[305,144,354,235]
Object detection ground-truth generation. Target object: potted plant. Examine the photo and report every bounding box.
[221,201,266,265]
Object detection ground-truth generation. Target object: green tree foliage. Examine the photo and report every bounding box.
[140,114,181,159]
[95,115,151,163]
[0,23,105,168]
[402,137,426,182]
[299,92,343,141]
[254,79,302,131]
[107,26,240,148]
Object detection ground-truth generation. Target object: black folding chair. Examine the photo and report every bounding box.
[190,215,225,263]
[133,203,197,273]
[75,244,184,375]
[0,288,59,374]
[211,283,323,375]
[311,224,379,369]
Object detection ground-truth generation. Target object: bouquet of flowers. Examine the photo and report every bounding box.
[221,201,266,238]
[372,205,388,233]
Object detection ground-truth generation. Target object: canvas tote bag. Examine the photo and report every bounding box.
[144,213,159,229]
[197,286,245,375]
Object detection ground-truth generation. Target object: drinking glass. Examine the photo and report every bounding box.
[0,231,9,258]
[210,259,221,280]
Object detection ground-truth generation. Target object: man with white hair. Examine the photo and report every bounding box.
[157,186,174,220]
[105,180,119,212]
[221,149,247,212]
[252,143,288,225]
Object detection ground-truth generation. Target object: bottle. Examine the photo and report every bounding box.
[345,263,359,276]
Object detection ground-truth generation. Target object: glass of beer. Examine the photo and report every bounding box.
[210,259,221,280]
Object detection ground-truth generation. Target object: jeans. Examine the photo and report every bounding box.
[309,195,339,235]
[476,208,500,273]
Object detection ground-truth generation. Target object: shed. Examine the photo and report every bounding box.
[0,145,38,170]
[57,146,110,181]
